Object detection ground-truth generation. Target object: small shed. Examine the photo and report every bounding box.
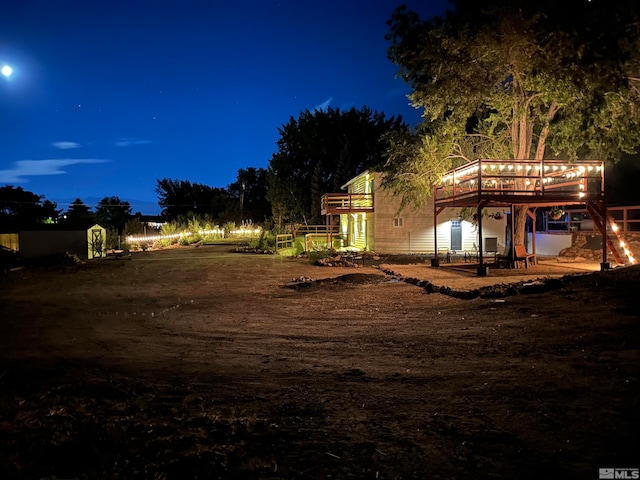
[19,224,107,260]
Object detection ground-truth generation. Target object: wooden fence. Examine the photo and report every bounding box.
[0,233,19,251]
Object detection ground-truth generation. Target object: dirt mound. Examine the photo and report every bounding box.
[287,272,388,289]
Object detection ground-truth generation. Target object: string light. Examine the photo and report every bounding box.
[437,160,604,203]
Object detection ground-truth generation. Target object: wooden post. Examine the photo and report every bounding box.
[527,207,537,265]
[601,201,610,270]
[432,187,440,267]
[510,204,515,269]
[601,163,610,271]
[477,203,488,276]
[326,214,331,251]
[477,204,484,266]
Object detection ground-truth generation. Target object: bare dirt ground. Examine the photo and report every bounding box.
[0,245,638,480]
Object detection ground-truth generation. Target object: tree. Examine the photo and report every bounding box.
[267,106,407,224]
[40,200,62,224]
[226,167,270,223]
[155,178,231,220]
[62,198,96,229]
[0,185,60,230]
[383,1,640,245]
[95,196,132,234]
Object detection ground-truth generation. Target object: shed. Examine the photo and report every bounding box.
[19,224,107,260]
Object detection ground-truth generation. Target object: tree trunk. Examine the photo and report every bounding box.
[512,205,528,247]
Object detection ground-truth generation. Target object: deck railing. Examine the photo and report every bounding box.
[435,159,605,206]
[320,193,374,215]
[293,224,339,236]
[566,205,640,233]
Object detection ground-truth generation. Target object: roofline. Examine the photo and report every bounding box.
[340,169,375,190]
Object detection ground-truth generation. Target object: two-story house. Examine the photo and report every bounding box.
[321,170,507,255]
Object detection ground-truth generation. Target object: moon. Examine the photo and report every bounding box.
[1,65,13,77]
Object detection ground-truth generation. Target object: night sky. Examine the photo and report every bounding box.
[0,0,450,214]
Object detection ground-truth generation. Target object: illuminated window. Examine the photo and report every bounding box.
[393,217,404,228]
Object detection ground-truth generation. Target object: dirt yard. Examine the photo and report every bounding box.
[0,245,638,479]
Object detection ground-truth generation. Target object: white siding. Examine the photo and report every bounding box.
[340,171,507,254]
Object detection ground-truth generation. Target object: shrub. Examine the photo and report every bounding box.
[250,230,276,251]
[293,239,305,255]
[179,233,191,246]
[308,249,331,265]
[155,222,179,247]
[105,227,120,251]
[223,221,236,238]
[123,218,145,236]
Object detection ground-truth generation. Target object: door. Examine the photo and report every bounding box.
[450,220,462,251]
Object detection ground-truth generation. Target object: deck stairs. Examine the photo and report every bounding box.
[586,201,636,265]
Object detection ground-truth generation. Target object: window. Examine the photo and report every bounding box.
[393,217,404,228]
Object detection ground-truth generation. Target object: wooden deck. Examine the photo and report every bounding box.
[435,159,604,208]
[320,193,374,215]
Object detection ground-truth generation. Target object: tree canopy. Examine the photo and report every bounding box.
[95,196,132,234]
[383,0,640,242]
[155,178,231,221]
[267,106,407,224]
[226,167,270,223]
[61,198,97,229]
[0,186,61,231]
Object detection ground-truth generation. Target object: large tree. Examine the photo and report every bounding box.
[155,178,231,220]
[267,106,407,224]
[226,167,270,223]
[383,0,640,245]
[95,196,132,234]
[62,198,96,229]
[0,186,60,231]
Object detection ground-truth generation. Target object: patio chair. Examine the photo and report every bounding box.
[496,245,511,269]
[513,244,535,268]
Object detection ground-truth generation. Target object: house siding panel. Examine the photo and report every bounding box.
[340,171,507,254]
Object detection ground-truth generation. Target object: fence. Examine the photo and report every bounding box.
[293,224,339,236]
[275,234,293,252]
[0,233,19,252]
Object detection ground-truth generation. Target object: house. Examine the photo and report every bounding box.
[321,170,507,256]
[323,160,636,273]
[136,215,166,232]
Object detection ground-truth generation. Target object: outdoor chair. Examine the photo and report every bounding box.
[513,244,535,268]
[484,237,499,264]
[496,246,511,269]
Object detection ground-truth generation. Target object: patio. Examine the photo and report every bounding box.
[378,257,603,291]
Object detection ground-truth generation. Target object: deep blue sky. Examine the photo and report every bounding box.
[0,0,450,214]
